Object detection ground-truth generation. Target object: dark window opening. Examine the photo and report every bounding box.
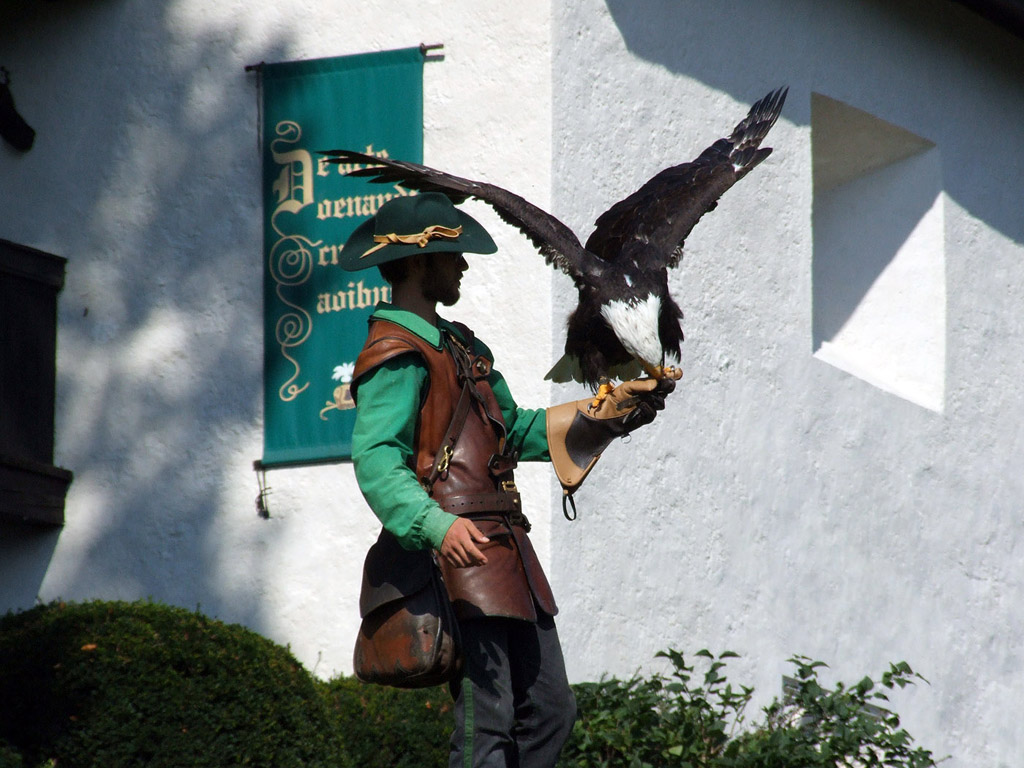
[0,238,72,526]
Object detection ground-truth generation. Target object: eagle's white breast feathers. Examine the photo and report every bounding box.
[600,293,662,368]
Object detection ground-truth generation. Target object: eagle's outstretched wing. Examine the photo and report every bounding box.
[585,87,787,268]
[320,149,603,288]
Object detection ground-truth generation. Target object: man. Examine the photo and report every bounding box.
[346,192,669,768]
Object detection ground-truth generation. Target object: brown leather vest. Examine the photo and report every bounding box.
[353,317,557,622]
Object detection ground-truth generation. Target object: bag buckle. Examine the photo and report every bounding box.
[501,479,518,492]
[436,445,454,475]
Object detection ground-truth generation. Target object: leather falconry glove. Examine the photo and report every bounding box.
[546,376,676,515]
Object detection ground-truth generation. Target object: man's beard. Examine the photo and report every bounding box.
[423,271,460,307]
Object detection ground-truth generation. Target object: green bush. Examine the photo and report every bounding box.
[321,676,451,768]
[0,739,23,768]
[1,601,938,768]
[0,601,351,768]
[559,649,939,768]
[730,656,938,768]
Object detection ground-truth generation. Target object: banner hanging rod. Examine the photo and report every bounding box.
[245,43,444,72]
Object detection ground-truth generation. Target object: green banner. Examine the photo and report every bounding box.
[261,48,423,466]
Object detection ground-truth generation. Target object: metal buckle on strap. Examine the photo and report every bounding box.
[501,479,517,492]
[436,444,453,475]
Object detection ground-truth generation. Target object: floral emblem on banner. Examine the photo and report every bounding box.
[320,362,356,419]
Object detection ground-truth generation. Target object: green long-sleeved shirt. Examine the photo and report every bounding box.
[351,304,549,551]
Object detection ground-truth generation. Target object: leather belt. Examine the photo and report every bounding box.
[439,492,522,515]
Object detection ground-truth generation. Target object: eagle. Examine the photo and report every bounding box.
[323,87,787,395]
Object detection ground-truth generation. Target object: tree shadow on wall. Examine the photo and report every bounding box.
[0,0,299,633]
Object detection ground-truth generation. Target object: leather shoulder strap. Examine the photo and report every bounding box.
[351,319,438,401]
[422,380,473,492]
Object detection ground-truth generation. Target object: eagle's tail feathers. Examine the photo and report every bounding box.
[545,354,583,383]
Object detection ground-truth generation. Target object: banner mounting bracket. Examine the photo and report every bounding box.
[419,42,445,61]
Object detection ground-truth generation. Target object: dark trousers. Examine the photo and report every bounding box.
[449,613,576,768]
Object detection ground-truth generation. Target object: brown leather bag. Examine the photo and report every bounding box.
[353,529,462,688]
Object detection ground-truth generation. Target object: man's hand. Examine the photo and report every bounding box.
[440,517,489,568]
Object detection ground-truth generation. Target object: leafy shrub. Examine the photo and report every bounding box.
[731,656,938,768]
[0,601,351,768]
[559,649,939,768]
[1,601,938,768]
[0,739,23,768]
[322,676,451,768]
[562,649,752,767]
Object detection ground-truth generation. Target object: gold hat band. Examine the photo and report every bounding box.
[360,224,463,259]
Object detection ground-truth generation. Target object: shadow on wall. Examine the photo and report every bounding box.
[0,528,59,610]
[810,91,939,349]
[603,0,1024,247]
[812,153,939,348]
[0,0,295,628]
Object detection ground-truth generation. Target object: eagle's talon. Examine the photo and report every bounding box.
[590,379,615,411]
[662,365,683,381]
[645,364,683,381]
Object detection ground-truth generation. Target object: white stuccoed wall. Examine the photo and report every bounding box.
[0,0,554,679]
[550,1,1023,766]
[2,0,1023,765]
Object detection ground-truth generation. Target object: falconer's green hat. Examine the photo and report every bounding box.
[340,191,497,271]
